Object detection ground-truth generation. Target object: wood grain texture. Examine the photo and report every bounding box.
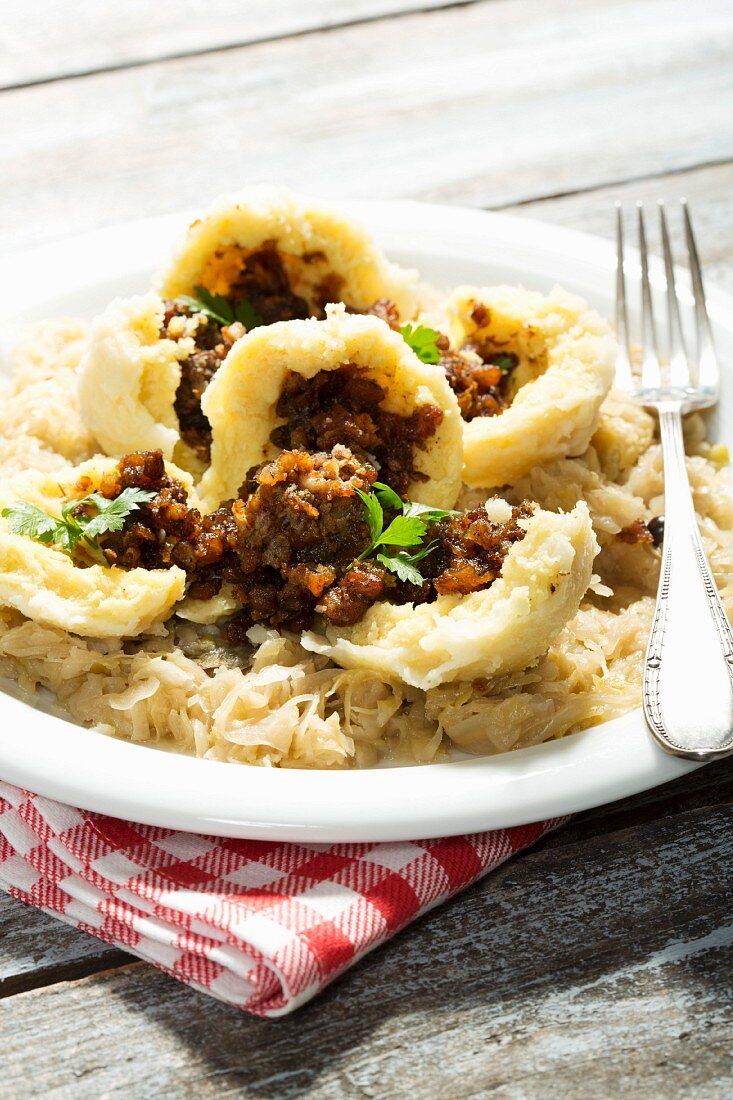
[0,896,127,997]
[519,161,733,293]
[0,0,467,89]
[0,759,727,994]
[0,0,731,254]
[1,0,733,1090]
[0,784,730,1099]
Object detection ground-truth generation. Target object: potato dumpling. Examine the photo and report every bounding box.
[0,458,191,638]
[78,294,187,462]
[197,304,464,512]
[446,285,615,488]
[157,186,419,320]
[302,500,598,691]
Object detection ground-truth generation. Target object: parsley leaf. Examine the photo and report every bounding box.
[402,500,457,522]
[2,501,61,544]
[354,483,450,584]
[355,488,384,543]
[376,551,424,586]
[2,487,156,563]
[377,541,438,585]
[83,487,157,538]
[399,323,441,365]
[378,515,427,548]
[234,298,264,329]
[372,481,457,525]
[177,286,234,326]
[489,352,518,374]
[176,285,264,330]
[372,481,404,513]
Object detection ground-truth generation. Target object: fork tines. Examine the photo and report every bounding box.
[614,199,718,403]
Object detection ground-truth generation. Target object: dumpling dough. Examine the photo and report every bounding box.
[78,294,189,461]
[157,186,419,319]
[446,285,616,488]
[0,457,191,638]
[198,304,465,512]
[302,500,597,691]
[80,190,422,470]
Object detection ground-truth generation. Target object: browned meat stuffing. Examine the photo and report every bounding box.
[162,303,244,461]
[439,338,519,422]
[269,365,443,498]
[164,262,405,461]
[162,246,314,460]
[99,449,236,573]
[224,447,376,636]
[227,246,310,325]
[365,297,401,330]
[428,504,532,595]
[98,448,529,634]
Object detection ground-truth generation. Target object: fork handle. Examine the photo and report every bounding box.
[643,404,733,759]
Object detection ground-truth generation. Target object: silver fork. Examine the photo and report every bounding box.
[615,200,733,761]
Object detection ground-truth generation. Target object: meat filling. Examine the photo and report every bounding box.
[162,303,244,461]
[164,246,311,459]
[427,505,532,595]
[439,336,519,422]
[96,448,529,635]
[226,246,310,326]
[164,261,406,460]
[269,365,443,498]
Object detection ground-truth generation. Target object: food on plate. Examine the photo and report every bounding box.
[79,187,419,472]
[302,499,597,690]
[0,456,190,637]
[198,304,464,510]
[0,189,731,768]
[78,295,188,463]
[157,186,418,320]
[442,285,615,487]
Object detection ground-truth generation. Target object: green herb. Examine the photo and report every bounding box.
[2,501,61,544]
[376,542,437,586]
[489,352,518,374]
[372,482,457,524]
[233,298,264,330]
[2,486,156,564]
[372,480,403,514]
[354,489,426,558]
[355,483,457,584]
[176,285,264,330]
[399,323,441,365]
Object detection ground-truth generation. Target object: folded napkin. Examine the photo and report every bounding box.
[0,780,562,1016]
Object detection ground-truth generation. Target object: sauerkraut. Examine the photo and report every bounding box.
[1,293,731,767]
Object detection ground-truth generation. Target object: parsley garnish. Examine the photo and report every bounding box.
[376,542,438,586]
[489,352,518,375]
[2,487,156,565]
[176,285,264,330]
[354,481,457,584]
[399,323,441,364]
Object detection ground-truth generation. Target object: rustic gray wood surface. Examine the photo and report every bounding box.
[0,1,731,1096]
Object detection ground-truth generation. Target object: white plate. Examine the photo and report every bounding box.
[1,200,730,842]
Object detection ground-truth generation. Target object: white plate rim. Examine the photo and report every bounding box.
[1,198,727,842]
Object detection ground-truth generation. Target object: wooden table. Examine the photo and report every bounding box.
[1,1,732,1094]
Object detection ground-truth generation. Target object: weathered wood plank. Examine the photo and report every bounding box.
[0,802,730,1098]
[0,894,128,997]
[0,757,729,994]
[519,161,733,293]
[0,0,731,254]
[0,0,465,89]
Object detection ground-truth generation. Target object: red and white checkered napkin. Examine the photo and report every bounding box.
[0,780,562,1016]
